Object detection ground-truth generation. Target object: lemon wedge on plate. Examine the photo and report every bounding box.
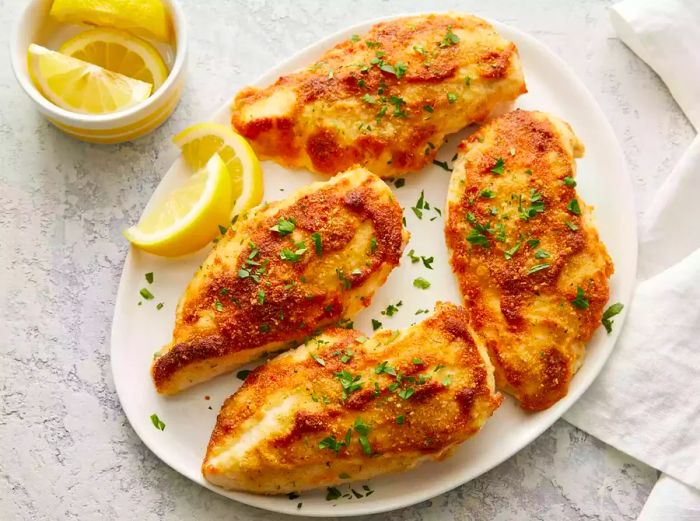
[173,123,263,216]
[124,154,233,257]
[28,44,152,114]
[50,0,171,42]
[60,28,168,91]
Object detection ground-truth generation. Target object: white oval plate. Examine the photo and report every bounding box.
[111,13,636,517]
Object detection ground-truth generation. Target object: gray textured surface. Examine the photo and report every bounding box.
[0,0,694,519]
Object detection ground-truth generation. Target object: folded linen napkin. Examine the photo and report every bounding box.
[564,0,700,518]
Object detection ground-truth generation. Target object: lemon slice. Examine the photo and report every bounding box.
[28,44,152,114]
[172,123,263,216]
[59,28,168,91]
[50,0,171,42]
[124,154,233,257]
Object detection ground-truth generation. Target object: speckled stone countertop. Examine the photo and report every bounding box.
[1,0,695,519]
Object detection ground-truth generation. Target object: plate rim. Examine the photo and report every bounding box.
[110,11,638,517]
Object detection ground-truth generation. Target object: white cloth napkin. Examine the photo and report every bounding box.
[563,0,700,518]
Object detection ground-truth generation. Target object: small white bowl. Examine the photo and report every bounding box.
[10,0,188,144]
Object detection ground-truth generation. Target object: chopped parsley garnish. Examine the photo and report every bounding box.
[375,360,396,376]
[415,308,429,315]
[140,288,154,300]
[397,387,415,400]
[236,369,251,380]
[466,212,491,248]
[311,353,326,366]
[375,104,387,123]
[571,287,590,310]
[413,277,431,289]
[354,418,372,455]
[319,435,346,454]
[156,302,164,310]
[412,190,428,218]
[259,323,270,333]
[214,299,224,312]
[567,199,581,216]
[527,263,550,275]
[350,34,360,43]
[423,104,434,113]
[396,415,405,424]
[371,319,382,331]
[422,256,434,269]
[564,176,577,187]
[465,76,472,85]
[270,217,295,235]
[432,159,453,172]
[257,289,265,304]
[340,349,354,363]
[480,188,495,199]
[490,158,505,175]
[336,268,351,290]
[394,178,405,188]
[440,25,460,47]
[218,224,228,235]
[601,302,624,333]
[280,242,307,262]
[535,249,550,259]
[442,375,452,386]
[565,220,579,231]
[527,239,540,248]
[389,95,408,118]
[504,241,522,260]
[369,236,377,255]
[493,223,506,243]
[150,413,165,431]
[447,92,457,104]
[335,370,362,399]
[311,232,322,255]
[326,487,342,501]
[337,318,354,329]
[381,301,403,317]
[361,93,376,104]
[412,357,424,365]
[518,190,545,221]
[145,272,154,284]
[394,62,408,79]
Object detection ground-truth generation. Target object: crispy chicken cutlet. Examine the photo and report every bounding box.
[232,13,526,177]
[202,302,502,493]
[445,110,613,411]
[152,168,408,395]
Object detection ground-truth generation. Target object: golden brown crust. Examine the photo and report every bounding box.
[232,13,527,177]
[445,110,613,411]
[152,168,409,394]
[202,302,502,493]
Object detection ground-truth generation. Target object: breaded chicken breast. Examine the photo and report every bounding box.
[202,302,502,494]
[232,13,526,178]
[445,110,613,411]
[152,168,408,395]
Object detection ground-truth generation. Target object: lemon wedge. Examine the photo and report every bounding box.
[60,28,168,91]
[172,123,263,216]
[124,154,233,257]
[50,0,171,42]
[28,44,152,114]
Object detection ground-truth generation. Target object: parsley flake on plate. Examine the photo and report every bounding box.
[150,413,165,431]
[601,302,624,333]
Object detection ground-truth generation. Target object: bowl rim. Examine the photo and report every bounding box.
[9,0,188,126]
